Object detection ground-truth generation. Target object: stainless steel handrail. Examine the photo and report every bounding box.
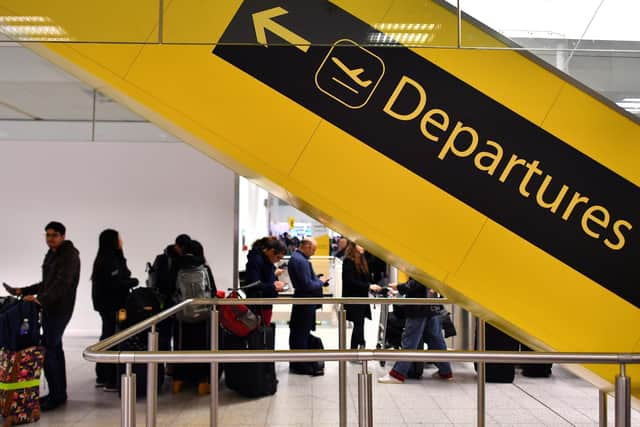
[83,297,448,357]
[83,298,637,427]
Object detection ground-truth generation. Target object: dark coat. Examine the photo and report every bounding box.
[151,245,181,303]
[396,279,429,318]
[22,240,81,315]
[289,250,323,331]
[244,247,277,310]
[341,257,371,322]
[91,252,138,313]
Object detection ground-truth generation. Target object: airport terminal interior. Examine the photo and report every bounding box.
[0,0,639,426]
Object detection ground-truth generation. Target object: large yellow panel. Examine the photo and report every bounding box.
[0,1,157,43]
[543,83,640,186]
[288,120,487,279]
[124,44,322,177]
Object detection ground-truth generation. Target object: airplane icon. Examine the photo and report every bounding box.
[330,56,372,94]
[315,39,385,109]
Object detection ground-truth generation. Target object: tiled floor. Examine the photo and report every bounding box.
[32,315,640,426]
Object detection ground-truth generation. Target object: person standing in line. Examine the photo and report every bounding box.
[3,221,81,411]
[288,238,328,376]
[244,237,287,325]
[172,240,217,395]
[341,242,382,351]
[378,279,453,383]
[148,233,191,383]
[91,229,138,391]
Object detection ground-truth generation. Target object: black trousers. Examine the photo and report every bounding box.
[42,311,72,401]
[289,306,320,374]
[95,311,117,386]
[350,317,365,349]
[174,321,210,382]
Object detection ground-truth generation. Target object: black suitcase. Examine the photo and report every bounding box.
[475,323,518,383]
[519,344,552,377]
[222,324,277,398]
[117,287,166,397]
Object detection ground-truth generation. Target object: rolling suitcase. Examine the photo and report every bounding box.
[222,323,277,398]
[0,347,45,426]
[520,344,552,377]
[117,287,165,397]
[475,323,518,383]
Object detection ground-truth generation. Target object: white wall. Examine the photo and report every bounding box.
[0,141,235,336]
[238,177,269,269]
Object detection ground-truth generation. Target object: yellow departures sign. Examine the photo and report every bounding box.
[1,0,638,400]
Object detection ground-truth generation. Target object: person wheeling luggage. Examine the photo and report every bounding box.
[148,234,192,354]
[288,238,329,376]
[3,221,80,411]
[91,229,139,392]
[378,279,453,384]
[172,240,217,395]
[341,242,382,353]
[244,237,287,325]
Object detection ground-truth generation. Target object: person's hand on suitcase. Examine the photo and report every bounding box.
[23,295,40,304]
[275,281,286,292]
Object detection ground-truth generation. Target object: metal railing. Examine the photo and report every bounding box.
[83,298,639,427]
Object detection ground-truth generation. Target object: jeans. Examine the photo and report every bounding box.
[42,311,72,402]
[95,311,117,386]
[392,315,452,378]
[424,315,452,375]
[392,316,427,377]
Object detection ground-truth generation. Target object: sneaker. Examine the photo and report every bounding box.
[432,371,453,381]
[103,384,118,392]
[377,374,403,384]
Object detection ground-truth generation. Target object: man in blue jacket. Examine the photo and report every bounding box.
[288,238,329,376]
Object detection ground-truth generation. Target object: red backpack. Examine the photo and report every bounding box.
[218,289,259,337]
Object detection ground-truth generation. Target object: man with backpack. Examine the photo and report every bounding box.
[171,240,216,395]
[148,234,191,352]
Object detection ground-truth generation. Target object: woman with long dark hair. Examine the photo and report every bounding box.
[342,241,382,350]
[91,229,138,391]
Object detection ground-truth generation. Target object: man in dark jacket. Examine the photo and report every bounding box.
[4,221,81,410]
[378,278,453,384]
[288,238,328,376]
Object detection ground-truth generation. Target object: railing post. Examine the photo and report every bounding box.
[210,305,219,427]
[338,305,347,427]
[477,318,486,427]
[615,363,631,427]
[357,360,373,427]
[599,389,608,427]
[146,325,159,427]
[121,363,136,427]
